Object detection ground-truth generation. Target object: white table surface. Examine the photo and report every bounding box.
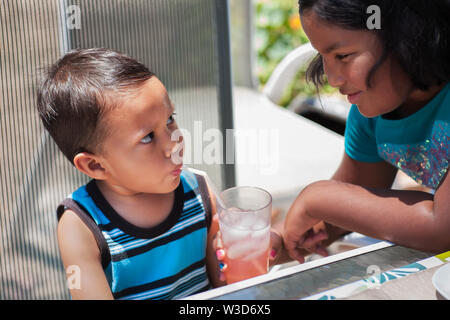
[232,87,344,201]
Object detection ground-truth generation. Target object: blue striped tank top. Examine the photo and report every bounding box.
[57,169,212,299]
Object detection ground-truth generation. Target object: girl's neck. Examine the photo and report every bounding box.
[383,83,446,120]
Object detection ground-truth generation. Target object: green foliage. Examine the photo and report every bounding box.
[255,0,337,107]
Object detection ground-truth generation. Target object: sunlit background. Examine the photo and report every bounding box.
[231,0,337,108]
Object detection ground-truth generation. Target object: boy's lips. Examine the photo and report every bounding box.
[171,165,183,176]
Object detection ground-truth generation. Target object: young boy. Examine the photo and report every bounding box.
[37,48,223,299]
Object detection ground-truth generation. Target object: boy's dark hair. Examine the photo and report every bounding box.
[37,48,154,164]
[299,0,450,91]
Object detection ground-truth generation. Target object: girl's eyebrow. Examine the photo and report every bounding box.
[324,42,344,54]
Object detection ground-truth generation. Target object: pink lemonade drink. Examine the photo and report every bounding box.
[219,209,270,284]
[218,186,272,285]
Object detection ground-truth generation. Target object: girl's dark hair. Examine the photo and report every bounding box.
[37,48,154,164]
[299,0,450,91]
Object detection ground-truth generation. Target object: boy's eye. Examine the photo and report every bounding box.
[167,112,176,125]
[140,132,154,144]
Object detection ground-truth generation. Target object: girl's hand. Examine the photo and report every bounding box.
[268,227,284,265]
[212,231,227,282]
[213,228,284,283]
[283,194,329,263]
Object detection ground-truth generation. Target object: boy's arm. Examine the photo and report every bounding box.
[57,210,114,299]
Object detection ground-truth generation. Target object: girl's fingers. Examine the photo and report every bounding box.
[288,248,305,264]
[311,245,329,257]
[302,230,329,257]
[271,208,281,221]
[213,231,223,251]
[302,230,328,249]
[218,261,228,272]
[217,257,227,282]
[213,231,227,282]
[269,229,283,261]
[283,228,307,251]
[216,249,225,261]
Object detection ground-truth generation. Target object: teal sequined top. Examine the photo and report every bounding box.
[345,82,450,190]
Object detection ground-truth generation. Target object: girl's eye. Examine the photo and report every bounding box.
[167,112,176,125]
[140,132,154,144]
[336,53,352,61]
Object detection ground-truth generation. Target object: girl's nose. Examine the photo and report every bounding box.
[323,59,345,88]
[328,73,345,88]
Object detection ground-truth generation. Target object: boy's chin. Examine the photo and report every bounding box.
[158,176,181,194]
[170,175,182,191]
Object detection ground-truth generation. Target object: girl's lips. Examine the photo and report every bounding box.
[347,91,362,104]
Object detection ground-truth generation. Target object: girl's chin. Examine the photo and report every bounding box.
[356,104,383,118]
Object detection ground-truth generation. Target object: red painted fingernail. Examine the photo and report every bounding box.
[270,249,277,258]
[216,249,225,260]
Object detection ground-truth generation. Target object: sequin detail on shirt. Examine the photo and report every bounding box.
[378,121,449,189]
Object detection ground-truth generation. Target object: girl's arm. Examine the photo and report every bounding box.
[57,211,114,299]
[285,162,450,258]
[332,153,398,188]
[294,152,399,256]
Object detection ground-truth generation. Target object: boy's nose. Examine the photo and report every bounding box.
[165,141,182,158]
[164,132,183,159]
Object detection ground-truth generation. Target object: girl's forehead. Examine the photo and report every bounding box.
[301,12,375,53]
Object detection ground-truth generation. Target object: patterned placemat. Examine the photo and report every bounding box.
[304,251,450,300]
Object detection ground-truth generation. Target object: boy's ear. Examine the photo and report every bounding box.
[73,152,108,180]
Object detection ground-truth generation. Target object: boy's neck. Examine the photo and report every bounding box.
[94,180,176,229]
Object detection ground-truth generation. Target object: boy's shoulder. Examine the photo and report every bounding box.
[181,167,207,178]
[57,180,111,234]
[57,208,101,263]
[56,181,90,220]
[181,168,214,220]
[180,167,208,191]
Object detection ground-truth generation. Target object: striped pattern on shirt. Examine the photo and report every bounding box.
[58,170,212,300]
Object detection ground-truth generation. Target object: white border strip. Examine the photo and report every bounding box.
[183,241,393,300]
[58,0,70,55]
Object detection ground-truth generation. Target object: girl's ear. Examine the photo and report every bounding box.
[73,152,108,180]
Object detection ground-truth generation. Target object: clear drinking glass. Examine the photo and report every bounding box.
[218,186,272,284]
